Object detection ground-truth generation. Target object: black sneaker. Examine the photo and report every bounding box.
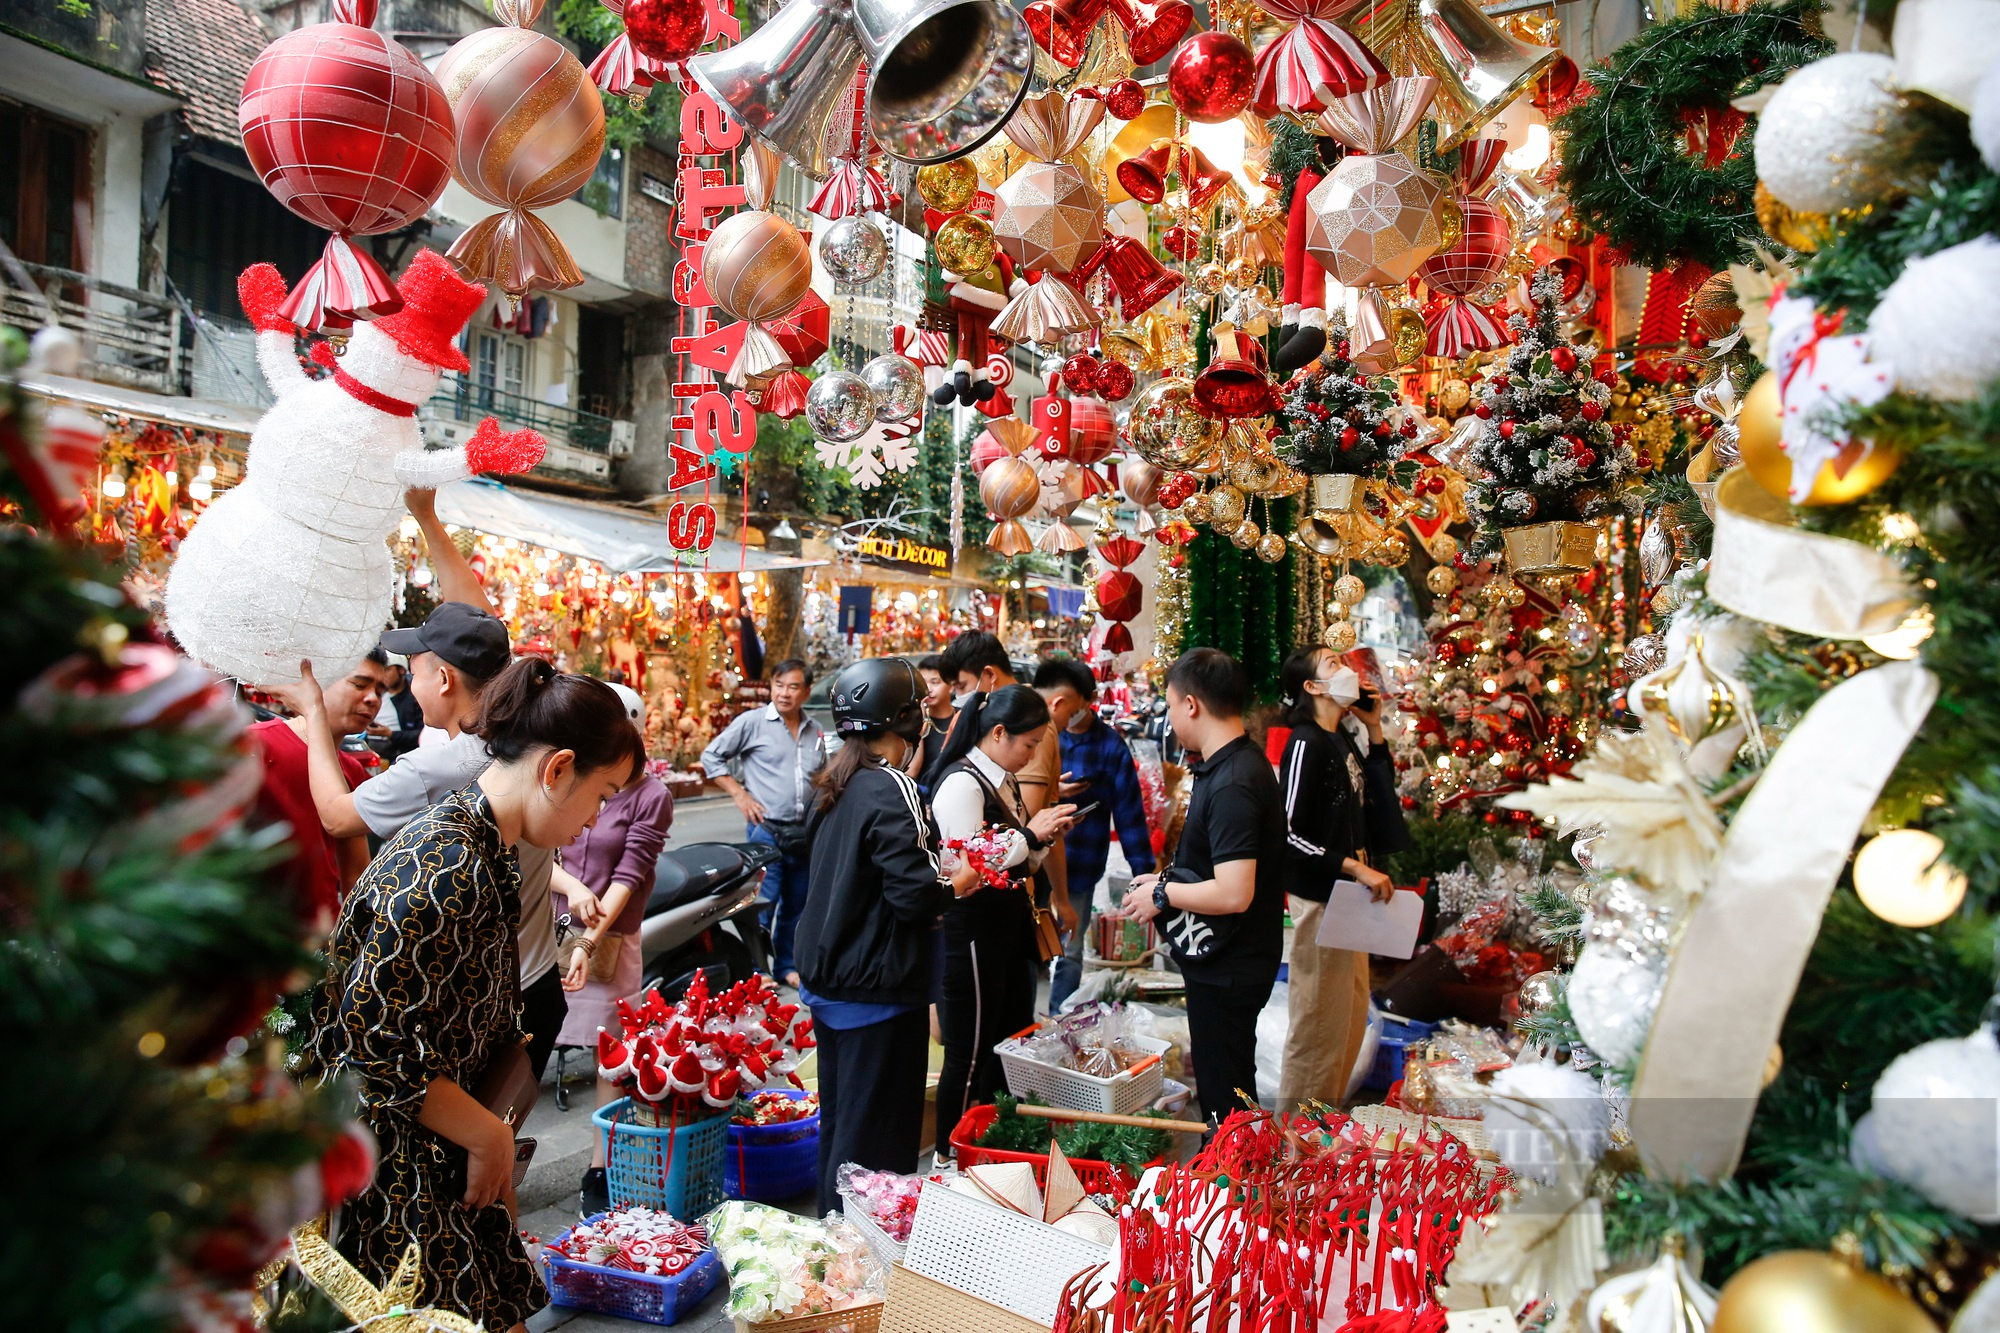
[579,1166,610,1219]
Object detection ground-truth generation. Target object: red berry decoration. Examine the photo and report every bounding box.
[1579,401,1603,421]
[1474,404,1492,419]
[1498,421,1515,439]
[1550,345,1579,374]
[1339,426,1359,448]
[1105,78,1146,120]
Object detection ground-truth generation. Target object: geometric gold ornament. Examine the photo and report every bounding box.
[1305,152,1450,288]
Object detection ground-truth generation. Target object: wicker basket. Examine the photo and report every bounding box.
[994,1024,1167,1115]
[902,1180,1110,1326]
[881,1264,1052,1333]
[842,1198,909,1270]
[731,1300,884,1333]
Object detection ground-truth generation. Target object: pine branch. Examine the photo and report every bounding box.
[1524,881,1584,946]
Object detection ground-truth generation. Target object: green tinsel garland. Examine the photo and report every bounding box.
[1269,117,1319,213]
[1554,0,1830,272]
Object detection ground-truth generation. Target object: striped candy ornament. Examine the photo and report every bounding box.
[808,158,893,220]
[1251,0,1389,121]
[1417,138,1513,355]
[1423,296,1512,358]
[237,0,454,329]
[435,0,605,300]
[584,0,670,98]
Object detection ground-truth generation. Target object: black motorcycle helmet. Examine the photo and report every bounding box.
[829,657,925,743]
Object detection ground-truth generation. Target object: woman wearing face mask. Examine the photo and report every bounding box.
[929,684,1077,1160]
[794,658,982,1213]
[311,659,644,1333]
[1274,645,1402,1113]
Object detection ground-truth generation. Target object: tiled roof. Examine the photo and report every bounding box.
[145,0,272,145]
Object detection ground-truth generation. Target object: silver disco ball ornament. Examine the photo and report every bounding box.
[819,216,888,285]
[861,353,926,423]
[805,370,879,442]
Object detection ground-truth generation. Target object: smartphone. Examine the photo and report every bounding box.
[1069,801,1101,820]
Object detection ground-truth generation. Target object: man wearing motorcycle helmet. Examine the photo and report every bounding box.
[793,658,982,1212]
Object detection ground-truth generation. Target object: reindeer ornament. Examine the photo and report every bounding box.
[166,251,545,685]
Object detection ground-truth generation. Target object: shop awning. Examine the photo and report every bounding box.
[21,373,262,436]
[435,478,828,575]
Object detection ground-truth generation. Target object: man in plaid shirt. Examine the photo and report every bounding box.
[1037,659,1158,1011]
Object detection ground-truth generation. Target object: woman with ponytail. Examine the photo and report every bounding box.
[929,685,1078,1160]
[1273,645,1403,1112]
[312,659,644,1332]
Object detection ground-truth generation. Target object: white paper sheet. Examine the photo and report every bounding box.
[1314,881,1424,958]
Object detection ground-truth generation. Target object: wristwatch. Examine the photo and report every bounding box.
[1152,882,1172,914]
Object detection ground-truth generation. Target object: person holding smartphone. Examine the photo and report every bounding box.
[310,662,643,1332]
[1272,645,1408,1111]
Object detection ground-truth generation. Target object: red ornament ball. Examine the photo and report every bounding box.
[1474,404,1492,419]
[1063,352,1103,396]
[1094,359,1136,400]
[238,8,454,240]
[1069,396,1117,465]
[1105,77,1147,120]
[1550,345,1579,374]
[1498,421,1515,438]
[1167,33,1255,124]
[1416,198,1511,296]
[623,0,707,63]
[1579,401,1603,421]
[1161,226,1200,260]
[1340,426,1359,448]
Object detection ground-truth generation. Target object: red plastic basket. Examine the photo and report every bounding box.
[948,1105,1166,1196]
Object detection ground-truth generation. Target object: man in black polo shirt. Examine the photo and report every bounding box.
[1120,648,1286,1125]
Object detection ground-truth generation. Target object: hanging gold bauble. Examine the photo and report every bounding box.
[1179,490,1213,525]
[1433,189,1464,254]
[1754,181,1831,253]
[935,212,999,275]
[1323,621,1359,651]
[1688,271,1743,338]
[1387,304,1427,369]
[1333,573,1367,605]
[1208,484,1248,528]
[1230,518,1261,549]
[1192,262,1228,297]
[916,160,979,213]
[1552,211,1583,242]
[1225,257,1259,289]
[1439,378,1472,412]
[1738,371,1904,506]
[1712,1251,1932,1333]
[1326,600,1350,622]
[1226,448,1284,495]
[1255,530,1287,563]
[1378,533,1410,566]
[1128,376,1225,469]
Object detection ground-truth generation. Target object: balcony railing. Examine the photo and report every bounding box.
[0,262,185,396]
[428,377,615,455]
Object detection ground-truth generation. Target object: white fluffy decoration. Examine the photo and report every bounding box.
[1868,1026,2000,1222]
[1753,53,1899,215]
[1977,59,2000,172]
[1567,940,1664,1069]
[1484,1061,1610,1185]
[166,258,542,687]
[1869,236,2000,402]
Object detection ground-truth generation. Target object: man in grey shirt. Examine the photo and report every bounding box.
[700,658,826,986]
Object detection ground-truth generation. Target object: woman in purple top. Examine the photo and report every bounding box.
[556,683,674,1216]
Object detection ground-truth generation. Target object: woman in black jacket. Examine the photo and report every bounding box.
[1274,645,1408,1112]
[796,658,980,1213]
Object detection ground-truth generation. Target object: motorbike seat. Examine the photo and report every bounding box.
[648,843,748,914]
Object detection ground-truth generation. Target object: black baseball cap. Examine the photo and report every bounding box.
[381,602,511,680]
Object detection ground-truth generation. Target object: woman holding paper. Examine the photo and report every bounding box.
[1274,645,1403,1112]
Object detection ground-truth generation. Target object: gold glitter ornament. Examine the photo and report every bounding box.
[1754,180,1830,252]
[1230,518,1262,549]
[287,1217,484,1333]
[1324,621,1359,651]
[1256,530,1287,562]
[1327,600,1350,621]
[935,213,999,275]
[1226,257,1259,289]
[1552,211,1583,242]
[1428,532,1459,562]
[917,160,980,213]
[1379,533,1410,565]
[1439,378,1472,412]
[1426,564,1459,594]
[1208,484,1248,528]
[1179,490,1213,524]
[1128,376,1225,469]
[1193,262,1229,296]
[1333,573,1366,605]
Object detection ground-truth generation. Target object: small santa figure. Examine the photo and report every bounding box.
[166,251,544,685]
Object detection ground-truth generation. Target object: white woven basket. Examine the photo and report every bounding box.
[842,1197,909,1270]
[994,1024,1168,1116]
[902,1181,1110,1327]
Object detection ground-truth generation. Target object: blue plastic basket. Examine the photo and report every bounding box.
[594,1098,729,1217]
[725,1132,820,1202]
[1363,1015,1439,1092]
[541,1219,722,1326]
[729,1087,820,1146]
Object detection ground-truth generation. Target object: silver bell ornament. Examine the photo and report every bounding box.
[861,353,926,422]
[805,370,879,442]
[820,215,888,285]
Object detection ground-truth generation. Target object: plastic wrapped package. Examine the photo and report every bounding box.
[700,1201,886,1323]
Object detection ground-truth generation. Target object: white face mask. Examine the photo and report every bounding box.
[1318,666,1362,706]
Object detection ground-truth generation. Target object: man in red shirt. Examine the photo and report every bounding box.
[251,648,395,927]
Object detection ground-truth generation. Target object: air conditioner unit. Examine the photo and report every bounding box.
[609,420,636,458]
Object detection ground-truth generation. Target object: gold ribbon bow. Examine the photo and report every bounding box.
[260,1216,485,1333]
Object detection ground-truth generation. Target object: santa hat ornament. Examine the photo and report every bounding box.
[236,0,455,333]
[597,1028,634,1081]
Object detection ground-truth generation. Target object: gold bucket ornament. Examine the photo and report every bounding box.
[1501,519,1603,575]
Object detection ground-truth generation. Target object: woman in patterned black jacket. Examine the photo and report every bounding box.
[312,660,643,1332]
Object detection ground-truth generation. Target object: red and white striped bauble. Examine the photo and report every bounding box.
[237,0,454,329]
[1250,0,1388,120]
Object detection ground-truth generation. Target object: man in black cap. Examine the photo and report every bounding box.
[275,488,568,1078]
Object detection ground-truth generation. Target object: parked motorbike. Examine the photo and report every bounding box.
[550,839,778,1109]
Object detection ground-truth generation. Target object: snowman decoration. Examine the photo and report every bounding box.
[166,250,545,685]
